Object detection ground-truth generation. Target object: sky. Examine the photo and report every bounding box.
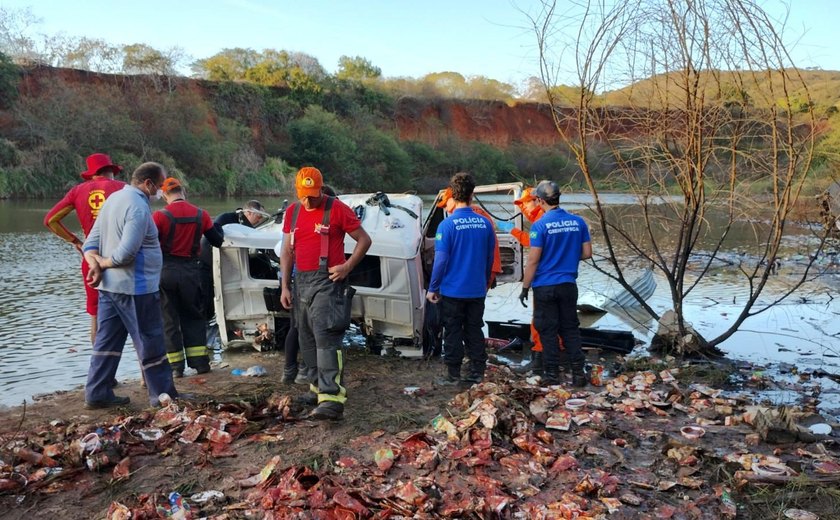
[1,0,838,88]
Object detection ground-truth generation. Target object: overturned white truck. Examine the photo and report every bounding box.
[211,185,526,354]
[211,183,652,355]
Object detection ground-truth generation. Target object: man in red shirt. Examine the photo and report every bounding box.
[44,153,126,344]
[153,178,224,377]
[280,167,372,420]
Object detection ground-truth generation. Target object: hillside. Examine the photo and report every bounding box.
[0,64,835,198]
[602,68,840,112]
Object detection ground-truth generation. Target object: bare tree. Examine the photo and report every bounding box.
[529,0,827,355]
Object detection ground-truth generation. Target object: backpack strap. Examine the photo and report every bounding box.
[190,208,204,258]
[319,196,334,274]
[160,207,204,258]
[287,197,334,274]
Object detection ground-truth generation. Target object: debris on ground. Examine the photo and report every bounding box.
[2,355,839,519]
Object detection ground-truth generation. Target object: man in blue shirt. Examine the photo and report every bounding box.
[83,162,180,408]
[519,180,592,387]
[427,172,496,386]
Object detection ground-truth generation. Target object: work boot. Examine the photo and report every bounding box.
[513,350,543,375]
[309,401,344,421]
[460,361,485,386]
[282,364,298,384]
[460,372,484,387]
[543,366,561,386]
[84,395,130,410]
[294,391,318,407]
[435,365,461,386]
[571,361,588,388]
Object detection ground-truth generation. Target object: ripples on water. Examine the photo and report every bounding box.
[0,233,128,407]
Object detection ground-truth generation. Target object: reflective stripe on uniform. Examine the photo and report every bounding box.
[167,351,185,364]
[318,350,347,404]
[142,355,170,370]
[185,345,208,358]
[92,350,123,358]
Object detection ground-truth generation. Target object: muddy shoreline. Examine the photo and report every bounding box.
[2,348,840,519]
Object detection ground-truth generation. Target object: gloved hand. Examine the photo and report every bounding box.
[497,220,515,233]
[519,287,529,307]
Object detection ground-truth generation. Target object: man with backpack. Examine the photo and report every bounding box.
[153,178,223,377]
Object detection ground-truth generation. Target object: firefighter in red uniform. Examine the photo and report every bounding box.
[510,188,549,375]
[153,178,223,377]
[44,153,126,344]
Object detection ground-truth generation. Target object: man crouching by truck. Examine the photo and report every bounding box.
[279,167,371,421]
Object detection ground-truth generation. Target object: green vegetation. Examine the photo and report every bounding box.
[0,5,838,198]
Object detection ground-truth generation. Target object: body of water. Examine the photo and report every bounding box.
[1,193,839,418]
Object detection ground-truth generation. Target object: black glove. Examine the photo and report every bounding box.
[519,287,529,307]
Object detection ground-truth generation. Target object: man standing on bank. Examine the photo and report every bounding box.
[83,162,179,408]
[44,153,126,345]
[426,172,496,386]
[153,178,223,377]
[519,180,592,387]
[279,167,371,420]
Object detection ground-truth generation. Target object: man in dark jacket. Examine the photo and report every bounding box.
[198,200,267,348]
[153,178,224,377]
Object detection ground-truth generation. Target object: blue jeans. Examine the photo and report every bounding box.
[533,283,585,370]
[86,291,178,405]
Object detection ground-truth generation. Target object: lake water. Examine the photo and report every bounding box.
[1,193,839,418]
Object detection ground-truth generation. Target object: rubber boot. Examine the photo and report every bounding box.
[282,363,298,384]
[571,361,588,388]
[436,364,461,386]
[513,350,543,375]
[543,365,561,386]
[310,401,344,421]
[461,362,485,386]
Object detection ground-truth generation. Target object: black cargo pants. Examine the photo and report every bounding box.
[294,270,349,406]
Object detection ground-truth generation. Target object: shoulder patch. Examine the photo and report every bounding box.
[529,231,538,239]
[435,232,443,240]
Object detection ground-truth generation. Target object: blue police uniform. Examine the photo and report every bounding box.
[529,207,591,380]
[429,207,496,383]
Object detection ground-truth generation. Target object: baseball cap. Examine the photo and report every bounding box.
[161,177,182,192]
[514,187,537,209]
[296,167,323,198]
[436,188,453,208]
